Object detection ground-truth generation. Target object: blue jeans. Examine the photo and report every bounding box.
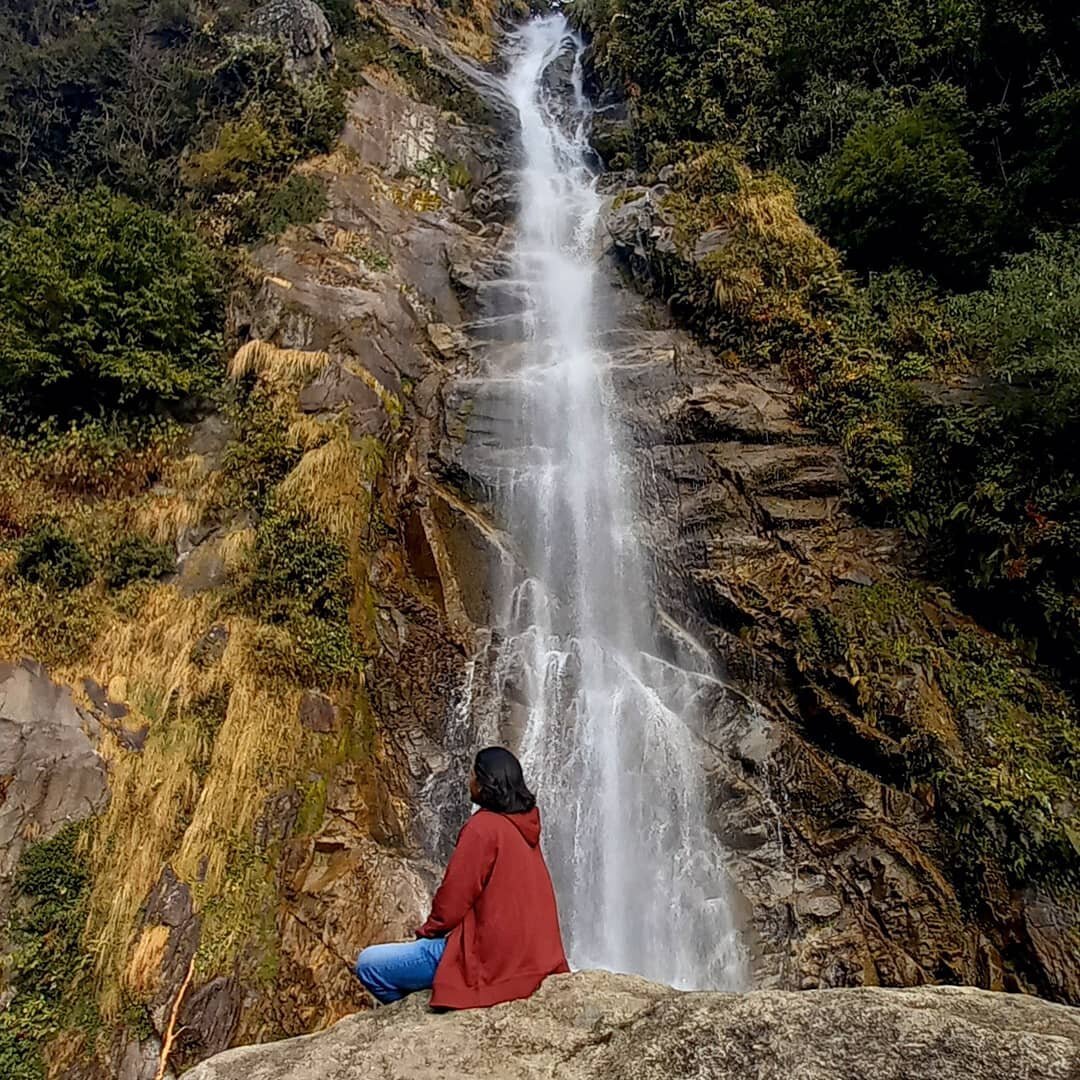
[355,937,448,1004]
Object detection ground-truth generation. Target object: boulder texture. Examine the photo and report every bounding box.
[185,971,1080,1080]
[0,659,107,919]
[241,0,334,78]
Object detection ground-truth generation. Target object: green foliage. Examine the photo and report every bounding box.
[246,507,352,617]
[0,2,345,213]
[0,188,223,426]
[104,536,175,590]
[347,239,391,272]
[801,236,1080,680]
[0,823,97,1079]
[575,0,1080,272]
[959,232,1080,423]
[809,87,997,284]
[15,523,93,592]
[219,392,303,515]
[936,628,1080,893]
[256,173,329,237]
[0,581,102,667]
[194,835,277,981]
[413,153,471,189]
[797,580,1080,894]
[240,505,363,684]
[316,0,359,38]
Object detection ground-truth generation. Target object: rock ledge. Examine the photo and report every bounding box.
[185,971,1079,1079]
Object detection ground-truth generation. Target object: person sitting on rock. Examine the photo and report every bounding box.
[355,746,569,1009]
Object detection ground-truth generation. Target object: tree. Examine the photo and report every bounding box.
[0,188,223,426]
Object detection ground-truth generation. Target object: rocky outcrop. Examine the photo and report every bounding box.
[242,0,334,79]
[0,659,107,919]
[185,971,1080,1080]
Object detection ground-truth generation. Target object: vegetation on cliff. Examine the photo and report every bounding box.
[574,0,1080,693]
[575,0,1080,936]
[0,0,494,1072]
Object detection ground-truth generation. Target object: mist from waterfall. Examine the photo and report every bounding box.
[465,15,744,991]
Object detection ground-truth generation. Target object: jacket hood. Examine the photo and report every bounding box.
[503,806,541,847]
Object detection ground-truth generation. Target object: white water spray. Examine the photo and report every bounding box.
[463,16,744,990]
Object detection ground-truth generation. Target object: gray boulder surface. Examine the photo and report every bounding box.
[242,0,334,78]
[183,970,1080,1080]
[0,659,107,918]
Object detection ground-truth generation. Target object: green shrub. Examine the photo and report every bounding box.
[0,188,223,426]
[104,536,175,590]
[238,505,363,685]
[0,4,346,212]
[575,0,1080,270]
[245,508,352,620]
[219,393,303,515]
[15,523,93,592]
[316,0,359,37]
[809,86,998,285]
[256,173,329,236]
[181,116,281,193]
[0,823,96,1080]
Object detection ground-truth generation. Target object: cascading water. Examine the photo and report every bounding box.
[452,15,744,991]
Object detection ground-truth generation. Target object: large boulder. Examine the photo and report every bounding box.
[184,971,1079,1080]
[0,659,108,918]
[241,0,334,79]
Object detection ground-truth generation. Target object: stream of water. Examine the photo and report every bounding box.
[453,15,744,991]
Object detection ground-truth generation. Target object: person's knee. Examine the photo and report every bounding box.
[355,947,379,988]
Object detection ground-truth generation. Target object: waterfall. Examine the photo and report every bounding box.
[460,15,744,991]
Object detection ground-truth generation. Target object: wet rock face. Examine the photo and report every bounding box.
[0,659,108,919]
[184,971,1080,1080]
[429,162,1080,1001]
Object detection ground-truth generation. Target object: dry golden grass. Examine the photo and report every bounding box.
[134,452,221,545]
[229,340,331,385]
[446,0,500,61]
[80,590,315,1015]
[220,526,256,574]
[286,414,330,450]
[670,147,849,327]
[76,587,219,1015]
[277,427,385,543]
[125,924,171,1001]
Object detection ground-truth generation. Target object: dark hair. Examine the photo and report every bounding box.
[473,746,536,815]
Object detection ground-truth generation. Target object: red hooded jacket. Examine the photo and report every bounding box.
[417,807,569,1009]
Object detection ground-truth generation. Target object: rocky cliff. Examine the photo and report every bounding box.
[187,971,1080,1080]
[0,1,1077,1077]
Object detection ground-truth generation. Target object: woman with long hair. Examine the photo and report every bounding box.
[354,746,569,1008]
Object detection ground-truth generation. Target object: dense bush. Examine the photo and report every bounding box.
[0,824,96,1080]
[15,523,93,592]
[913,235,1080,674]
[104,536,176,590]
[240,506,363,684]
[0,188,223,426]
[808,87,998,285]
[802,235,1080,683]
[574,0,1080,274]
[255,173,330,238]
